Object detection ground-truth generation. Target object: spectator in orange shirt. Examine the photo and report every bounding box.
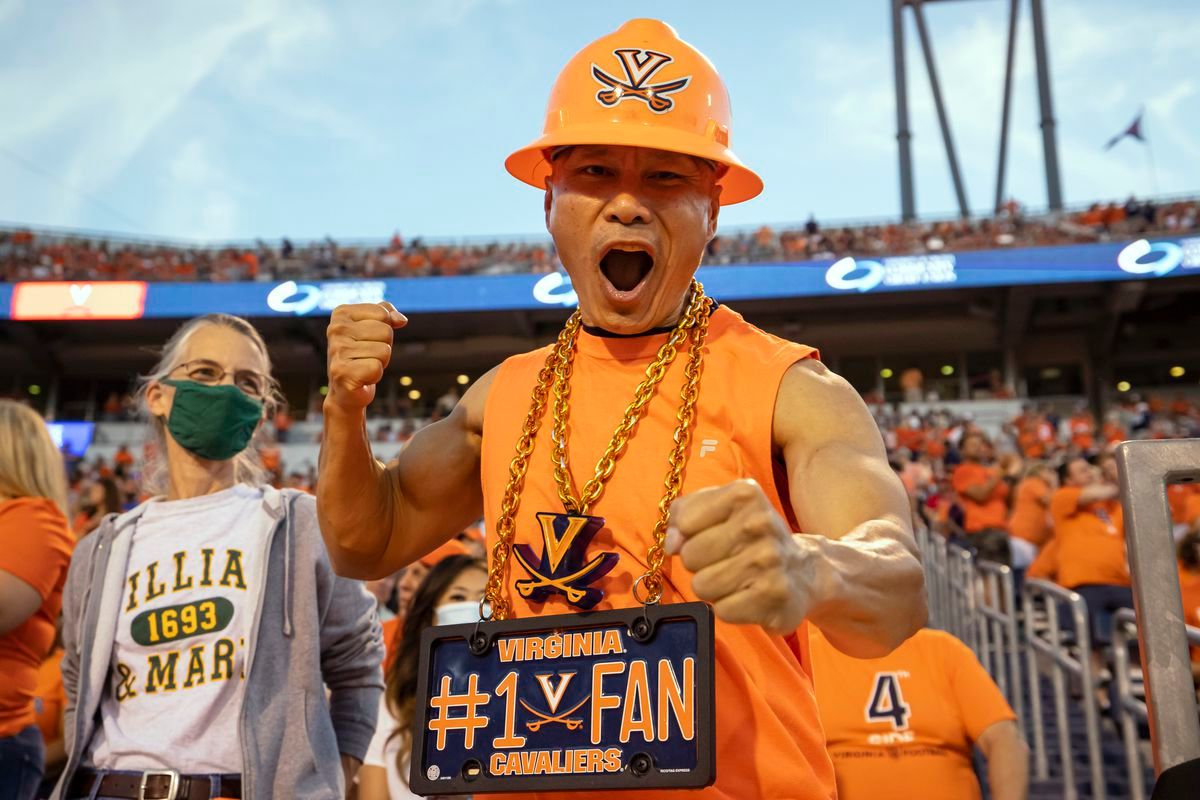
[0,401,75,799]
[112,444,134,470]
[1052,457,1129,649]
[1176,531,1200,677]
[1009,463,1058,569]
[952,432,1015,564]
[926,425,948,462]
[1068,402,1097,454]
[900,367,924,403]
[1102,411,1127,448]
[1167,483,1198,537]
[895,415,926,455]
[1185,488,1200,535]
[809,627,1028,800]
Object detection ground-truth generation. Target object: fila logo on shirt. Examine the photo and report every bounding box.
[864,672,913,745]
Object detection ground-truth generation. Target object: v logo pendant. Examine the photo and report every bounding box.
[513,512,619,610]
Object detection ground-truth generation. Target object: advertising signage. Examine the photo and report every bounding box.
[4,236,1198,322]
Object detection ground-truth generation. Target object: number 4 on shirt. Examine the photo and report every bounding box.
[864,672,911,731]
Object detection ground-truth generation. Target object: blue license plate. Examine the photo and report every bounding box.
[410,601,715,794]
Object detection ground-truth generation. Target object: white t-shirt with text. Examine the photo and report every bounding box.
[87,485,272,772]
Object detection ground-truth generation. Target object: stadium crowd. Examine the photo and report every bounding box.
[5,320,1200,800]
[7,375,1200,799]
[2,195,1197,284]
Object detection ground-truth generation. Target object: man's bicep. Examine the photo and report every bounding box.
[774,361,910,539]
[377,369,494,571]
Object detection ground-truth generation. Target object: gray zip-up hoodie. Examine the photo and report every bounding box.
[52,486,384,800]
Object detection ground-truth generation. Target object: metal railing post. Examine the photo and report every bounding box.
[1111,608,1200,800]
[977,560,1025,733]
[1113,610,1147,800]
[1116,439,1200,774]
[1024,578,1108,798]
[1024,586,1049,779]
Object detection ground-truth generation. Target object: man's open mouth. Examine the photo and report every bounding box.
[599,246,655,293]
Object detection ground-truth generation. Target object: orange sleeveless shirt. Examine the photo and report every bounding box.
[480,305,836,800]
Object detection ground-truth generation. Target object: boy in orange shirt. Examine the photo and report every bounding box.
[810,627,1028,800]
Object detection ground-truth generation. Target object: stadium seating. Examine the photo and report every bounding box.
[919,527,1196,799]
[4,195,1196,283]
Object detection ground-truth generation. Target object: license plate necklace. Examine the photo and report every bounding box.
[411,281,717,794]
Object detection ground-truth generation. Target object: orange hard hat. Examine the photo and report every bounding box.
[505,18,762,205]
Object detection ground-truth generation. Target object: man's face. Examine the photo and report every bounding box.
[961,434,985,460]
[396,562,429,614]
[545,145,721,333]
[1066,459,1098,487]
[1098,455,1118,484]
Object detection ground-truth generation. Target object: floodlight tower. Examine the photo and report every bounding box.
[890,0,1063,220]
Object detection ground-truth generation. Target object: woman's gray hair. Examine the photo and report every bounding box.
[137,314,284,495]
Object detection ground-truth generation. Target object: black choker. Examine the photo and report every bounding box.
[580,301,720,338]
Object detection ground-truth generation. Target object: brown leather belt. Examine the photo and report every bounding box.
[68,769,242,800]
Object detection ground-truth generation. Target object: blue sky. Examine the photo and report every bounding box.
[0,0,1195,243]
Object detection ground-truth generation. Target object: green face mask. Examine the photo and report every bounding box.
[161,379,264,461]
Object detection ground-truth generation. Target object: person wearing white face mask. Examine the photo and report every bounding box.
[359,555,487,800]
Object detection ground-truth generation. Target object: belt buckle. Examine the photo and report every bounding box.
[139,769,181,800]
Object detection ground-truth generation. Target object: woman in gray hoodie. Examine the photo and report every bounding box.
[54,314,383,800]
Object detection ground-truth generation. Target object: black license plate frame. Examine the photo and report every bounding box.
[409,601,715,795]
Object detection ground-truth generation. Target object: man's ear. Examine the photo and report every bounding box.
[544,183,554,230]
[707,184,722,241]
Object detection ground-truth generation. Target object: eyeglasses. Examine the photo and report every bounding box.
[168,359,271,399]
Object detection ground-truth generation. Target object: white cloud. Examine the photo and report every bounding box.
[0,0,347,232]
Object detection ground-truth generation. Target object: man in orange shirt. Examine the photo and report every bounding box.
[952,432,1014,564]
[809,627,1028,800]
[1009,463,1057,572]
[1051,457,1130,649]
[1067,402,1097,455]
[317,19,925,799]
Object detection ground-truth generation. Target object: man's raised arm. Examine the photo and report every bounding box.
[317,302,492,579]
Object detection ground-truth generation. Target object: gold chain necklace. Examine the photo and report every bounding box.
[483,280,712,620]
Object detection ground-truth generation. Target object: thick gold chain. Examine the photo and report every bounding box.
[483,280,712,619]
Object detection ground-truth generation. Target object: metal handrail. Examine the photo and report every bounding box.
[1023,578,1106,800]
[1116,438,1200,776]
[1111,608,1200,800]
[976,560,1025,734]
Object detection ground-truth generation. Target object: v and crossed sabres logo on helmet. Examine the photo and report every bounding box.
[592,48,691,113]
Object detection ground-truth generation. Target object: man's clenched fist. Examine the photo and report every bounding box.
[325,302,408,411]
[665,479,816,636]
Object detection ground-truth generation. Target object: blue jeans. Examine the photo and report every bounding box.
[0,725,44,800]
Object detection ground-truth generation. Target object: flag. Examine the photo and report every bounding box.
[1104,110,1146,150]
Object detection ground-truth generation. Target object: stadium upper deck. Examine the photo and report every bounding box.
[2,195,1196,283]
